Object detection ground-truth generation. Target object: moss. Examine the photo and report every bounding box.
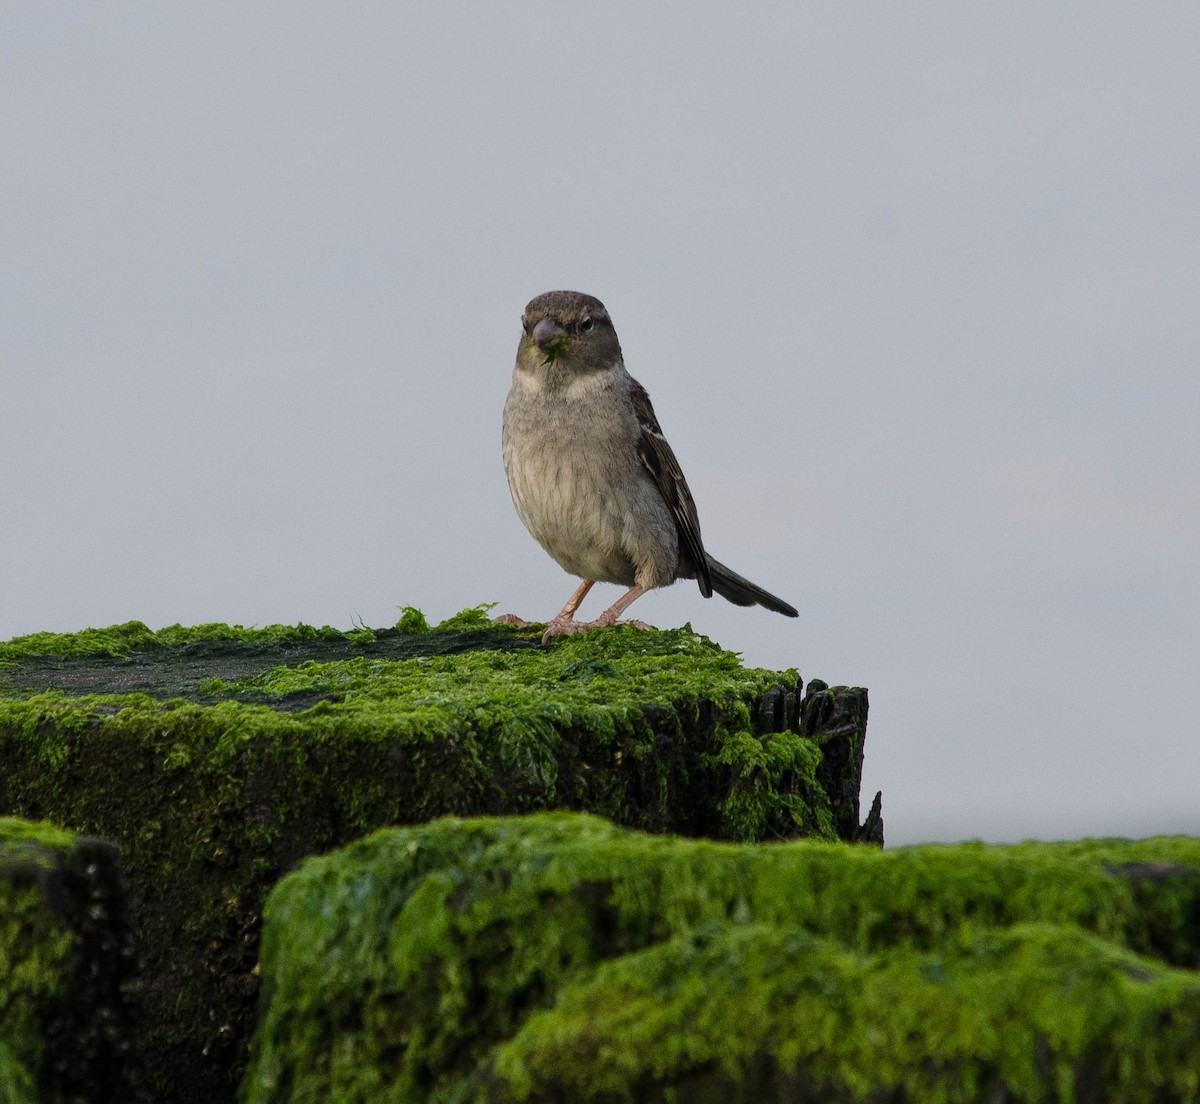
[0,620,163,662]
[394,607,431,634]
[0,816,77,852]
[1,612,863,1104]
[0,624,821,847]
[0,823,76,1100]
[715,729,831,841]
[0,818,136,1104]
[0,620,352,665]
[0,1041,38,1104]
[243,814,1200,1104]
[432,603,501,632]
[492,923,1200,1103]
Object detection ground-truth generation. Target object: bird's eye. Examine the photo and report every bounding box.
[579,315,594,332]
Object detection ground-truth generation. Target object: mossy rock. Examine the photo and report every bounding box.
[0,610,876,1104]
[0,817,135,1104]
[243,813,1200,1104]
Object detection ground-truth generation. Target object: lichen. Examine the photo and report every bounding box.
[243,814,1200,1104]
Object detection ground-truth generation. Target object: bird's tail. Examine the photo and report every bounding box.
[706,556,799,618]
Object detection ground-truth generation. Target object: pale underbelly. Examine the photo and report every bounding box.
[508,454,678,587]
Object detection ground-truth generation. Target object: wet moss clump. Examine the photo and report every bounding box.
[0,817,135,1104]
[0,611,873,1104]
[244,814,1200,1104]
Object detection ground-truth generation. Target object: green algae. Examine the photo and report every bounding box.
[493,923,1200,1103]
[0,816,76,852]
[192,625,791,755]
[243,814,1200,1104]
[716,729,831,840]
[1,612,857,1104]
[0,620,352,664]
[0,820,80,1104]
[0,621,164,662]
[0,819,137,1104]
[0,625,812,833]
[0,1040,38,1104]
[0,623,820,845]
[430,603,501,632]
[0,606,509,670]
[394,607,432,634]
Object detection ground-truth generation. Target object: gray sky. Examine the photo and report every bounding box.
[3,5,1198,846]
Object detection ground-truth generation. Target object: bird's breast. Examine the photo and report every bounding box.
[502,372,678,587]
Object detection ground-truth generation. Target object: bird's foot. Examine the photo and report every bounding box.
[493,613,532,628]
[540,616,655,644]
[540,616,588,643]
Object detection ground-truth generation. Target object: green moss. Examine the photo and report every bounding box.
[394,607,431,634]
[432,603,500,632]
[493,923,1200,1103]
[0,1040,38,1104]
[715,729,831,841]
[190,625,784,739]
[0,816,77,852]
[0,625,799,802]
[2,625,794,774]
[0,620,162,662]
[0,619,367,667]
[0,822,78,1104]
[0,820,135,1104]
[2,612,851,1104]
[243,815,1200,1104]
[0,889,71,1098]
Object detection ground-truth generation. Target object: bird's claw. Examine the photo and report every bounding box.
[540,617,585,644]
[540,617,655,644]
[493,613,532,628]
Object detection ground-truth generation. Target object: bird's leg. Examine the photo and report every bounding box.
[497,578,595,632]
[593,584,650,628]
[539,579,596,642]
[541,583,653,643]
[556,578,596,619]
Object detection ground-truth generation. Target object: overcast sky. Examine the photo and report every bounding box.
[3,5,1197,846]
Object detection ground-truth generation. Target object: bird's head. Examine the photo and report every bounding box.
[516,290,622,377]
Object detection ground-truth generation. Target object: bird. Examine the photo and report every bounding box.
[502,289,798,644]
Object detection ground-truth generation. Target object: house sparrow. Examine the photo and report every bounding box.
[502,290,798,643]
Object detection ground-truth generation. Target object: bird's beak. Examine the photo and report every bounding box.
[531,318,566,349]
[529,317,570,368]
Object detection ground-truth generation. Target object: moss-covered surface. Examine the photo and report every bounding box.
[0,817,136,1104]
[0,611,873,1104]
[243,814,1200,1104]
[0,819,70,1104]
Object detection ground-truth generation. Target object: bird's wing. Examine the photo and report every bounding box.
[629,378,713,597]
